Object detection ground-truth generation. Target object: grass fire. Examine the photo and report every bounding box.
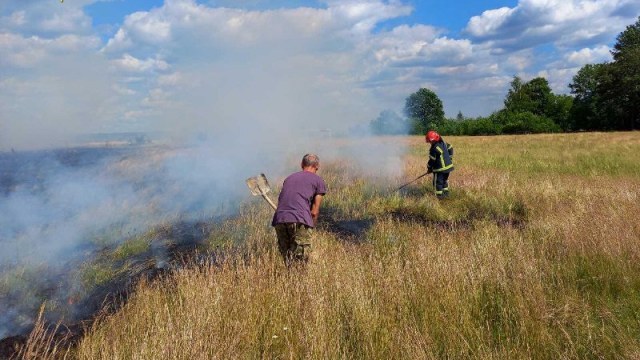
[1,132,639,359]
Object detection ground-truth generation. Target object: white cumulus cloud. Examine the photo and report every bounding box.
[112,54,170,73]
[566,45,612,65]
[465,0,637,50]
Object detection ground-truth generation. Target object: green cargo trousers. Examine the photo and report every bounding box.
[274,223,312,265]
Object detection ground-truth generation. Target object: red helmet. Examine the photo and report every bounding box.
[425,130,440,143]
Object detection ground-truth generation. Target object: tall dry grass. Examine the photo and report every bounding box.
[19,132,640,359]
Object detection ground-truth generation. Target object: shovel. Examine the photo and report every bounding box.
[246,173,277,210]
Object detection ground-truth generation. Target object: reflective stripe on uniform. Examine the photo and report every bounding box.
[433,163,453,172]
[436,145,444,168]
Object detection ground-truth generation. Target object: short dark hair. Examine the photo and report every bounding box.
[302,153,319,168]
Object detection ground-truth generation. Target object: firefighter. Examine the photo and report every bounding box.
[425,130,454,199]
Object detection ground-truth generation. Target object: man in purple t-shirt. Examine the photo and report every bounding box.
[272,153,327,266]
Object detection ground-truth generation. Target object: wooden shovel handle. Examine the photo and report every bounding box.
[261,193,277,210]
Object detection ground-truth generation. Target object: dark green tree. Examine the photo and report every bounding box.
[502,75,575,131]
[605,16,640,129]
[526,77,553,116]
[612,16,640,61]
[404,88,445,134]
[504,76,553,116]
[546,94,574,131]
[569,17,640,130]
[503,76,531,113]
[456,111,465,121]
[569,63,607,130]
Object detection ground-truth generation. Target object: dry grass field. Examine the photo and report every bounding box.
[18,132,640,359]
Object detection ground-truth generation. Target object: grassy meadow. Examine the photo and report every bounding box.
[21,132,640,359]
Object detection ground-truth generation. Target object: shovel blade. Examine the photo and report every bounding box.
[246,173,271,196]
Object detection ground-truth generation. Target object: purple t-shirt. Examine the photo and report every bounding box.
[271,170,327,228]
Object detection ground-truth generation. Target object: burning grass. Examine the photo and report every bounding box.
[5,132,640,359]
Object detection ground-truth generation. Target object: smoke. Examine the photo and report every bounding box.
[2,1,355,150]
[0,0,409,172]
[0,144,277,338]
[0,141,404,340]
[0,0,411,340]
[0,132,405,338]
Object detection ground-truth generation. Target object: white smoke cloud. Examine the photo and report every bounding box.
[0,143,276,338]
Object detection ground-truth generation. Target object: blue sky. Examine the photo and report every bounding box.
[1,0,639,149]
[85,1,520,37]
[375,0,518,35]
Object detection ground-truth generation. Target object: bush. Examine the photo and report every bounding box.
[439,117,502,136]
[438,111,561,136]
[465,117,502,135]
[501,112,561,134]
[436,119,463,136]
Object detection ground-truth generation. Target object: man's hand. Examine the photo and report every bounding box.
[311,194,324,227]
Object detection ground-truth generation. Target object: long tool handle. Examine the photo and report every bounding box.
[396,171,431,191]
[261,193,277,210]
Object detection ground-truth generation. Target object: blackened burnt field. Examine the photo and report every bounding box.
[0,143,246,348]
[2,132,640,359]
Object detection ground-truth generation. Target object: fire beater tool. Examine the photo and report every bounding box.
[396,170,432,191]
[246,173,277,210]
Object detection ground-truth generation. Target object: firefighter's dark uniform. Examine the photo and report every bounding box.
[428,139,454,198]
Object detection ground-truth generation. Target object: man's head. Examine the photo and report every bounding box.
[425,130,441,143]
[301,153,320,173]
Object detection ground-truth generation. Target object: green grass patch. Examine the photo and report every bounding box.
[456,132,640,178]
[80,261,119,289]
[110,235,152,261]
[391,190,528,228]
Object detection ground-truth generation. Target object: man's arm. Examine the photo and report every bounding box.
[428,148,437,171]
[310,194,324,227]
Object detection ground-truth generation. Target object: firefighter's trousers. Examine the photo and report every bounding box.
[433,172,450,198]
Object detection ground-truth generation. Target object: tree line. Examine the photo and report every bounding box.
[370,16,640,136]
